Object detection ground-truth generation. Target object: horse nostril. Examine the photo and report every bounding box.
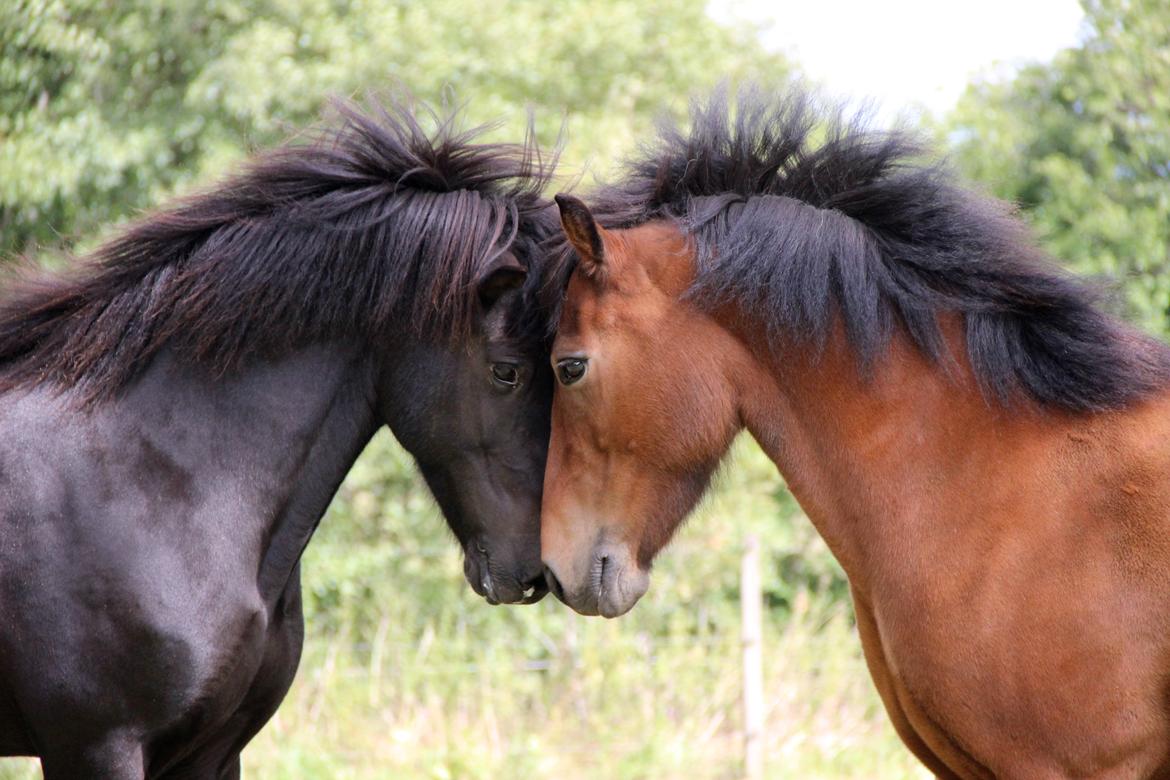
[543,565,566,602]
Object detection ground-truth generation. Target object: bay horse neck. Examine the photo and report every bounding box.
[722,299,1125,586]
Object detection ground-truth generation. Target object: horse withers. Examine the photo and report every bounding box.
[540,89,1170,778]
[0,99,556,778]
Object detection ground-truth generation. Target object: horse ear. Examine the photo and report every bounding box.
[555,194,605,276]
[477,253,528,309]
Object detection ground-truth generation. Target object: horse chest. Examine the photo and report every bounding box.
[859,581,1170,779]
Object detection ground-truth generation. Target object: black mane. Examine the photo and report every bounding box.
[0,97,557,401]
[556,87,1170,411]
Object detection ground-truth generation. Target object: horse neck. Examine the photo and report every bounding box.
[115,344,382,605]
[726,315,1084,593]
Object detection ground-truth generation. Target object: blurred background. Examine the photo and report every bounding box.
[1,0,1168,777]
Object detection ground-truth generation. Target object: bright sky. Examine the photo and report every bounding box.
[711,0,1086,120]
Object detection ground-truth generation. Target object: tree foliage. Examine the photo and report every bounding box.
[0,0,791,257]
[947,0,1170,335]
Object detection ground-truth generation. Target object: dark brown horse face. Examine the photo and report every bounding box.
[380,255,552,605]
[541,197,743,617]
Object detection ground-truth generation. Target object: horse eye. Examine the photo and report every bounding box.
[556,358,587,386]
[490,363,520,388]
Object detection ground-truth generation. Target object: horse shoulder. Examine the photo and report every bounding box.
[0,389,278,745]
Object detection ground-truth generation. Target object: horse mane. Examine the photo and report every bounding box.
[0,96,557,402]
[551,86,1170,412]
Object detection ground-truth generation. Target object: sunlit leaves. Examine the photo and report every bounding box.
[947,0,1170,335]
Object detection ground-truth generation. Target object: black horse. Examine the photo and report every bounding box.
[0,99,556,778]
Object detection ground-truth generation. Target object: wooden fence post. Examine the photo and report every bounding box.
[742,534,764,780]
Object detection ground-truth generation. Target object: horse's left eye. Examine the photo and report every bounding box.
[490,363,520,388]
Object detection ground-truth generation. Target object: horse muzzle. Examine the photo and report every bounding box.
[464,542,548,605]
[542,542,649,618]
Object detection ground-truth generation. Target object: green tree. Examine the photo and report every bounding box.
[0,0,792,258]
[0,1,248,255]
[946,0,1170,335]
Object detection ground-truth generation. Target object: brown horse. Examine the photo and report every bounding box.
[539,89,1170,778]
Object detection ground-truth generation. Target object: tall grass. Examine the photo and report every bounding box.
[240,596,924,779]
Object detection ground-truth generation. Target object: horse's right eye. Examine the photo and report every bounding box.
[556,358,587,386]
